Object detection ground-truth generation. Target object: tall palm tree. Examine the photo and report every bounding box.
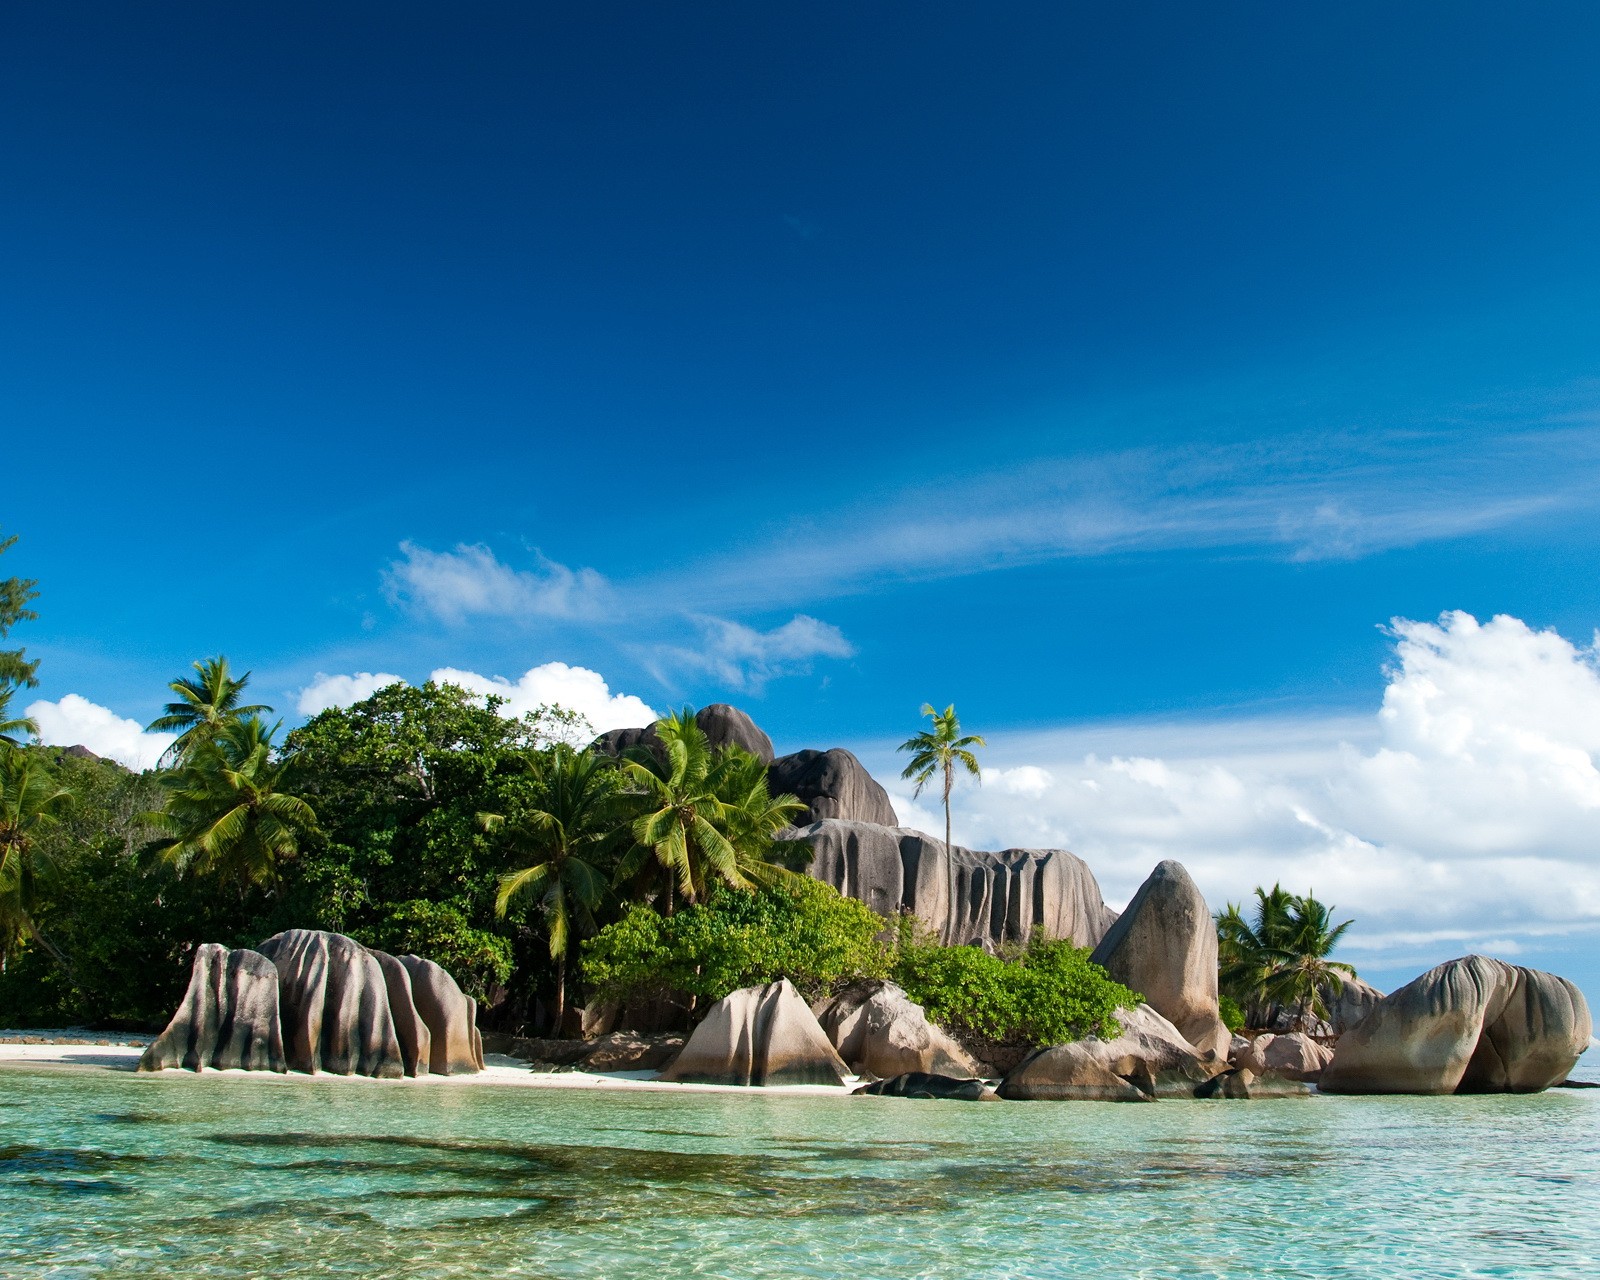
[0,686,36,745]
[615,709,803,913]
[897,703,986,852]
[481,744,626,1032]
[1216,885,1355,1029]
[0,747,72,967]
[147,655,270,766]
[143,716,318,892]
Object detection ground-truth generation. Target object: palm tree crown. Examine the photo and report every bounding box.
[1216,885,1356,1030]
[0,686,36,745]
[0,746,72,964]
[143,716,318,891]
[897,702,985,852]
[147,655,270,766]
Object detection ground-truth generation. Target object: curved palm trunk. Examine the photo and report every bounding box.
[551,950,567,1036]
[942,758,953,851]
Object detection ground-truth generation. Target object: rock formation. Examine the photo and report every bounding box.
[1194,1067,1312,1100]
[998,1003,1222,1101]
[769,748,898,826]
[1320,956,1592,1095]
[1234,1032,1333,1082]
[140,944,286,1073]
[141,929,483,1078]
[815,979,983,1078]
[796,819,1116,948]
[661,979,850,1086]
[593,703,775,764]
[1325,975,1386,1034]
[854,1072,998,1101]
[1089,860,1230,1059]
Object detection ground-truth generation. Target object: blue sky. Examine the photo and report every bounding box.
[7,3,1600,1008]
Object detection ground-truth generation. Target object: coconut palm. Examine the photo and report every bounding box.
[0,686,36,745]
[0,747,72,966]
[615,709,803,912]
[143,716,318,892]
[897,703,986,852]
[1216,885,1355,1029]
[481,744,627,1031]
[147,655,270,766]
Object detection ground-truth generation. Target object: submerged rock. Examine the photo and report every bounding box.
[1089,861,1230,1060]
[815,980,982,1079]
[1195,1067,1312,1100]
[662,979,849,1087]
[139,944,286,1073]
[854,1072,998,1101]
[1320,956,1592,1095]
[998,1003,1221,1101]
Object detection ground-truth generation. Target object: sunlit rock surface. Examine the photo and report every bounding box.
[139,943,286,1073]
[662,979,849,1086]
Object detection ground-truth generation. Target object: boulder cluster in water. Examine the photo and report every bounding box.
[139,928,484,1078]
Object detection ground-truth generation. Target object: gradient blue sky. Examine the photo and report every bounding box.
[7,4,1600,1004]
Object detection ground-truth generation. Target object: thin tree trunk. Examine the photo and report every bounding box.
[943,758,953,850]
[552,950,566,1036]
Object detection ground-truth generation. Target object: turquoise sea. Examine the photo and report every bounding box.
[2,1059,1597,1279]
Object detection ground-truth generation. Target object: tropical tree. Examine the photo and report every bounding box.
[0,686,36,745]
[616,709,805,913]
[898,702,986,852]
[147,655,270,766]
[481,743,628,1031]
[0,531,40,745]
[0,747,72,968]
[143,716,319,892]
[1216,885,1356,1030]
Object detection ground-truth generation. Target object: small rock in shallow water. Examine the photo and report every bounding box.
[854,1072,999,1101]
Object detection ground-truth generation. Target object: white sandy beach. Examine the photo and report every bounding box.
[0,1038,861,1095]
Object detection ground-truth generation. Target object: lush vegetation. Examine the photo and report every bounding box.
[1216,885,1356,1030]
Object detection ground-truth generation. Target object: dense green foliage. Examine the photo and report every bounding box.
[582,879,890,1008]
[1218,993,1246,1034]
[891,922,1139,1045]
[1216,885,1356,1029]
[0,530,41,741]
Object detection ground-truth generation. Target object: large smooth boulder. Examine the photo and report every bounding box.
[999,1003,1221,1101]
[1326,975,1386,1034]
[399,954,485,1075]
[1235,1032,1333,1082]
[371,949,432,1077]
[662,979,850,1086]
[140,944,286,1073]
[769,748,898,826]
[1089,861,1229,1060]
[257,929,406,1078]
[1320,956,1592,1095]
[815,980,982,1078]
[593,704,774,764]
[854,1072,998,1101]
[796,819,1116,949]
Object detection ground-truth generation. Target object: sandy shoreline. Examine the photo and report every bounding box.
[0,1040,862,1095]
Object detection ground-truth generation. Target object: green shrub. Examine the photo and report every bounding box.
[891,920,1138,1045]
[582,879,889,1007]
[354,900,513,1001]
[1218,993,1246,1034]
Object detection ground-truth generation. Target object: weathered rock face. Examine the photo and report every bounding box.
[1321,956,1592,1095]
[662,979,850,1086]
[258,930,407,1078]
[592,703,774,764]
[140,944,286,1073]
[769,748,898,826]
[796,819,1116,949]
[140,929,484,1078]
[1089,860,1230,1060]
[998,1003,1222,1101]
[815,980,981,1079]
[1235,1032,1333,1082]
[854,1072,998,1101]
[399,954,485,1075]
[1326,976,1386,1034]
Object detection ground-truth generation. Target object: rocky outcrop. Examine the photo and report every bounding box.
[815,980,982,1078]
[1320,956,1592,1095]
[1195,1067,1312,1100]
[998,1003,1222,1101]
[1326,975,1385,1034]
[796,819,1116,949]
[854,1072,998,1101]
[769,748,898,826]
[399,954,484,1075]
[1089,860,1229,1060]
[143,928,483,1078]
[140,944,286,1073]
[593,703,774,764]
[1234,1032,1333,1083]
[662,979,850,1086]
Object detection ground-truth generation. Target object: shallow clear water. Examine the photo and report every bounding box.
[2,1063,1597,1279]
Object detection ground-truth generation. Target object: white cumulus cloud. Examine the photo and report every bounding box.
[296,671,407,716]
[867,611,1600,979]
[384,541,613,624]
[429,662,657,736]
[26,694,176,771]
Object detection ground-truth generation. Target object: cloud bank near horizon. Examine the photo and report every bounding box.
[872,610,1600,974]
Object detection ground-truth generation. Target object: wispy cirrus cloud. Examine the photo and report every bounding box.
[383,541,615,623]
[648,613,856,692]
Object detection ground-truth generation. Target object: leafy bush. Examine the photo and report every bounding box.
[891,919,1138,1045]
[582,879,889,1008]
[1218,993,1246,1034]
[354,899,513,1001]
